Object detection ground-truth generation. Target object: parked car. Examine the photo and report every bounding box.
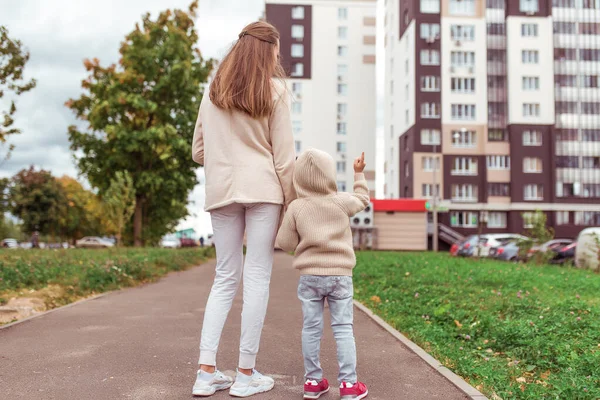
[489,239,523,262]
[527,239,573,259]
[576,227,600,271]
[179,238,198,248]
[455,235,481,257]
[550,242,577,264]
[457,234,527,258]
[75,236,115,249]
[2,238,19,249]
[160,235,181,249]
[19,242,32,249]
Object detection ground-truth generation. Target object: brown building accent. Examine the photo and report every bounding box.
[363,54,376,64]
[399,128,416,198]
[364,16,376,26]
[508,125,553,203]
[265,3,312,79]
[398,0,416,38]
[505,0,552,17]
[442,155,487,203]
[363,35,376,45]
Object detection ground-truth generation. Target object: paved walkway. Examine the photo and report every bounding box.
[0,252,468,400]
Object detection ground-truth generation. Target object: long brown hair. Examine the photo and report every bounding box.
[210,21,285,118]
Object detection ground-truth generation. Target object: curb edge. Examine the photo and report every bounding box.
[353,300,488,400]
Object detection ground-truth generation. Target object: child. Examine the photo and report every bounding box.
[276,149,370,400]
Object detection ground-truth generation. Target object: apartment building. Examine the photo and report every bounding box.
[265,0,377,195]
[384,0,600,240]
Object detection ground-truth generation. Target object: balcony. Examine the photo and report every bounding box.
[487,88,507,102]
[486,35,506,49]
[488,115,507,129]
[555,141,600,156]
[487,62,506,75]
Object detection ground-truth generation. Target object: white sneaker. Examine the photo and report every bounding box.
[192,369,234,397]
[229,369,275,398]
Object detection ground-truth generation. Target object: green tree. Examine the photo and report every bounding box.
[9,167,66,237]
[520,210,555,264]
[103,171,136,246]
[0,26,37,157]
[66,1,213,246]
[57,176,104,244]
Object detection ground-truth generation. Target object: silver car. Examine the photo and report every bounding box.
[75,237,115,249]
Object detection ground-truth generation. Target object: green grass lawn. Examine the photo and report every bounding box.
[354,252,600,400]
[0,247,214,313]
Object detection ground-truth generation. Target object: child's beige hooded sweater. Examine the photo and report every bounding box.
[276,149,370,276]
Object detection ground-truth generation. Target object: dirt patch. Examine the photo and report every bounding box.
[0,285,78,324]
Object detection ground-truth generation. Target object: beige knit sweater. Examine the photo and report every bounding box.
[192,83,296,212]
[276,149,370,276]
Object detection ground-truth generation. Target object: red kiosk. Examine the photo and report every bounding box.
[370,199,429,251]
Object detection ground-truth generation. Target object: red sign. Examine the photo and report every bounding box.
[371,198,429,212]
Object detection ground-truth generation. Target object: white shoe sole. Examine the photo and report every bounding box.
[304,386,330,399]
[192,382,233,397]
[229,381,275,398]
[341,390,368,400]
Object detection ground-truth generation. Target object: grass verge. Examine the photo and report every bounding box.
[354,251,600,399]
[0,247,214,323]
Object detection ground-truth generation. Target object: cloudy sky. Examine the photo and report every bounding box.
[0,0,384,235]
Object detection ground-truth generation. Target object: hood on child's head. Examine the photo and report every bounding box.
[293,148,338,198]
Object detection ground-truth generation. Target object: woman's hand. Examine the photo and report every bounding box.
[354,152,366,173]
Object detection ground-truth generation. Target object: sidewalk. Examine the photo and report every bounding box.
[0,252,470,400]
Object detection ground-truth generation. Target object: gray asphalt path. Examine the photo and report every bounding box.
[0,252,468,400]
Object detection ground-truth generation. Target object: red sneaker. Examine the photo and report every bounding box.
[304,378,330,399]
[340,381,368,400]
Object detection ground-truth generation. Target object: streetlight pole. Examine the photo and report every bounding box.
[432,143,438,252]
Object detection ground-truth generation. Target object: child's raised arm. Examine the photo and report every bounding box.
[336,152,370,216]
[275,203,300,252]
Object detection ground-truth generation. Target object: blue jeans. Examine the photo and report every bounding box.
[298,275,357,384]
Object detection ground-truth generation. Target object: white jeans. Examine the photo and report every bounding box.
[199,202,282,369]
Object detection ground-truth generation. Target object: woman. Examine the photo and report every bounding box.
[191,21,296,397]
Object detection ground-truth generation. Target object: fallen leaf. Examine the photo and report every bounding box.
[454,320,463,328]
[516,377,527,383]
[370,295,381,304]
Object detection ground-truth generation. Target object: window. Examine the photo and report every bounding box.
[487,49,506,63]
[582,75,599,88]
[291,63,304,77]
[420,49,440,65]
[336,142,346,153]
[557,102,577,114]
[337,103,347,116]
[488,129,508,142]
[580,49,600,62]
[583,0,600,9]
[488,212,507,228]
[582,184,600,198]
[451,104,476,120]
[337,181,347,192]
[405,59,409,74]
[520,0,539,12]
[337,64,348,80]
[487,155,510,169]
[523,130,542,146]
[553,0,577,7]
[420,23,440,39]
[420,129,441,145]
[488,183,510,197]
[554,48,577,61]
[420,0,440,13]
[452,157,478,175]
[451,78,476,93]
[583,130,600,142]
[524,184,543,200]
[405,161,410,177]
[292,6,305,19]
[451,25,475,41]
[291,25,304,39]
[522,212,542,229]
[522,77,540,90]
[582,156,600,168]
[580,23,600,35]
[334,122,347,136]
[336,161,346,174]
[451,51,476,68]
[451,184,478,202]
[521,23,538,37]
[405,109,409,124]
[337,84,348,95]
[338,26,348,39]
[338,7,348,20]
[292,82,302,95]
[292,102,302,114]
[389,125,394,139]
[487,0,505,9]
[450,211,478,228]
[422,156,440,172]
[582,103,600,115]
[422,184,440,198]
[523,103,540,117]
[487,23,506,35]
[522,50,539,64]
[421,103,440,119]
[338,46,348,57]
[292,121,302,135]
[295,140,302,153]
[291,44,304,58]
[556,156,579,168]
[452,130,476,147]
[523,157,543,173]
[575,212,600,225]
[556,211,569,226]
[554,21,577,34]
[449,0,475,15]
[421,76,440,92]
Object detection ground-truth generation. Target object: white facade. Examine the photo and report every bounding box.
[274,0,377,194]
